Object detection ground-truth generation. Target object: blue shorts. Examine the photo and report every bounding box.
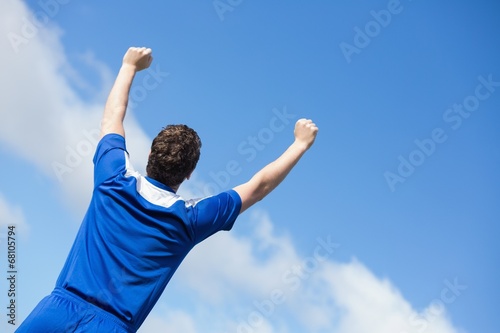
[16,288,134,333]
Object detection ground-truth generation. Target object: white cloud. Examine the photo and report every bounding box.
[175,210,298,305]
[0,0,153,215]
[310,260,453,333]
[0,3,468,333]
[140,211,466,333]
[139,308,198,333]
[0,193,29,233]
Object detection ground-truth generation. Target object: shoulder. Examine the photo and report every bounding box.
[187,190,241,208]
[93,134,129,186]
[94,134,127,162]
[98,133,126,150]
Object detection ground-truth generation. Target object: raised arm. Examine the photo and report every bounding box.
[233,118,318,214]
[100,47,153,138]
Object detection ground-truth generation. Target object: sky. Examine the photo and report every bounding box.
[0,0,499,332]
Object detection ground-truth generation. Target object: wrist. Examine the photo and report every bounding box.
[292,139,310,153]
[120,63,138,74]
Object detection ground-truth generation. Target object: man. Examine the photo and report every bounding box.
[17,47,318,332]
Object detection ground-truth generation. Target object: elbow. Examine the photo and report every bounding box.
[254,180,272,203]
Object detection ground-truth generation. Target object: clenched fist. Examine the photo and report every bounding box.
[122,47,153,72]
[294,118,318,150]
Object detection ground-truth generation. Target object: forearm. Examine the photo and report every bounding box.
[252,140,308,197]
[100,64,136,137]
[234,139,309,213]
[234,118,317,213]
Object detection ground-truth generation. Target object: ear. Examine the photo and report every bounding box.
[186,171,193,180]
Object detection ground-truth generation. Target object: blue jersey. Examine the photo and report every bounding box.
[56,134,241,331]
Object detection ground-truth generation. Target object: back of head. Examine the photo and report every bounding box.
[146,124,201,188]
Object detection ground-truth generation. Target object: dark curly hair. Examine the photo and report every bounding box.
[146,124,201,188]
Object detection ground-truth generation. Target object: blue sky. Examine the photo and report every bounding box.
[1,1,499,332]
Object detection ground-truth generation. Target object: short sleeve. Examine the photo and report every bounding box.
[189,190,242,244]
[93,134,128,186]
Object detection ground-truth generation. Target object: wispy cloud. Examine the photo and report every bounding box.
[141,210,466,333]
[0,0,153,215]
[139,308,198,333]
[0,2,467,333]
[0,194,29,233]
